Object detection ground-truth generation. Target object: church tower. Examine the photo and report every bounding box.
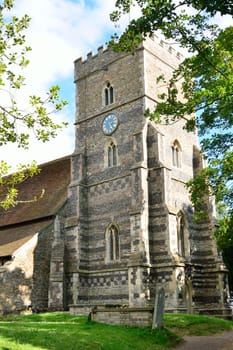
[65,35,230,320]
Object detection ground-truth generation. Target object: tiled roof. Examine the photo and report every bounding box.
[0,155,71,256]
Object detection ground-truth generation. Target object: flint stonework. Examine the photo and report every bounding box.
[0,35,231,323]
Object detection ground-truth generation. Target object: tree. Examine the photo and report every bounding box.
[215,213,233,290]
[0,0,68,209]
[110,0,233,287]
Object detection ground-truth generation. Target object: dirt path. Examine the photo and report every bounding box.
[175,330,233,350]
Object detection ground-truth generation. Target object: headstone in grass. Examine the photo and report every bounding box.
[152,287,165,329]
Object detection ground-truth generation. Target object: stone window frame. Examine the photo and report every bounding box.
[103,81,114,106]
[108,142,117,167]
[176,211,185,257]
[176,210,190,259]
[105,223,120,262]
[105,138,118,168]
[172,139,182,168]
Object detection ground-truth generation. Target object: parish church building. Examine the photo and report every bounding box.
[0,34,231,324]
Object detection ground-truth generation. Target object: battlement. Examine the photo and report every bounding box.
[74,44,109,67]
[74,33,184,81]
[74,44,126,81]
[152,33,184,60]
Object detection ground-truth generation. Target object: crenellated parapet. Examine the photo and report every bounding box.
[74,44,126,82]
[142,33,184,68]
[74,33,185,82]
[151,33,184,60]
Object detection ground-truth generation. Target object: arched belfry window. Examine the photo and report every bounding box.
[177,212,185,257]
[104,81,114,106]
[107,141,118,167]
[172,140,181,168]
[105,223,120,261]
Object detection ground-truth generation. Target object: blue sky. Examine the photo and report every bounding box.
[1,0,130,168]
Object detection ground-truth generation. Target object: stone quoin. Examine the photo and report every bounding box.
[0,35,232,324]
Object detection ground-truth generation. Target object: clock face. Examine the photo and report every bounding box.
[102,114,118,135]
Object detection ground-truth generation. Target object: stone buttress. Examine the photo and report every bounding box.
[66,35,231,321]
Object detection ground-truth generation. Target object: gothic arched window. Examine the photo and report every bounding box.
[172,140,181,168]
[177,212,185,257]
[108,141,117,167]
[104,82,114,106]
[105,224,120,261]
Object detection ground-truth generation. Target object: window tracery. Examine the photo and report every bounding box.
[177,212,185,257]
[172,140,181,167]
[107,141,117,167]
[104,82,114,106]
[105,224,120,261]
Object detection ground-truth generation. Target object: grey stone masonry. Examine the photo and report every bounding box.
[48,216,65,311]
[67,34,232,322]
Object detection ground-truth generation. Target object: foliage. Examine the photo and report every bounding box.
[215,213,233,289]
[110,1,232,53]
[0,312,232,350]
[110,1,233,260]
[0,0,68,209]
[0,160,44,209]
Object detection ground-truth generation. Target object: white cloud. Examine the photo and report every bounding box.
[0,0,120,168]
[12,0,119,90]
[0,0,230,169]
[210,13,232,29]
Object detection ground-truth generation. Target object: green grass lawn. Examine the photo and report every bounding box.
[0,312,232,350]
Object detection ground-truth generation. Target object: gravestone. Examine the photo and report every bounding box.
[152,287,165,329]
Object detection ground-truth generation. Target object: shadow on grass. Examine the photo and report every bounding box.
[0,313,181,350]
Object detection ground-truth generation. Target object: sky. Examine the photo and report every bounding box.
[0,0,231,170]
[1,0,133,169]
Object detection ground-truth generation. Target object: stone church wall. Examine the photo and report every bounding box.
[68,36,232,320]
[68,43,150,308]
[0,235,38,314]
[32,225,53,312]
[0,224,55,315]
